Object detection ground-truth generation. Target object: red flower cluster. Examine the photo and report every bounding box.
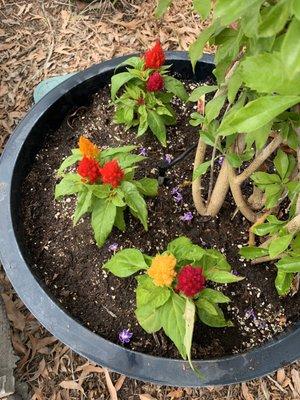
[144,40,165,69]
[146,72,164,92]
[99,160,124,188]
[176,265,205,297]
[77,156,101,184]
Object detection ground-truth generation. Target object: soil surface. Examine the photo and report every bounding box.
[20,80,300,359]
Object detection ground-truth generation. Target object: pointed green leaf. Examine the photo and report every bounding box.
[275,269,294,296]
[111,72,135,100]
[155,0,172,17]
[193,0,211,18]
[121,181,148,230]
[192,160,211,181]
[55,174,83,198]
[148,110,167,146]
[163,75,188,101]
[281,17,300,79]
[73,189,92,225]
[269,234,293,259]
[91,199,116,247]
[103,248,148,277]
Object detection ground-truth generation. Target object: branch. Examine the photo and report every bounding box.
[235,134,283,185]
[206,160,230,216]
[251,253,286,265]
[227,160,257,222]
[192,139,208,215]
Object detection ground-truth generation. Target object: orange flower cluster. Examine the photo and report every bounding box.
[147,253,177,287]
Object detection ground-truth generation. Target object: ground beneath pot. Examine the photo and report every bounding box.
[20,81,300,360]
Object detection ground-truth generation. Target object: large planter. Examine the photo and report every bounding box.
[0,52,299,387]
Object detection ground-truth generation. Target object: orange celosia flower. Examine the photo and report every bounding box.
[147,253,177,287]
[79,136,100,159]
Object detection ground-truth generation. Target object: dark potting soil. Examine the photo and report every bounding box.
[20,81,300,360]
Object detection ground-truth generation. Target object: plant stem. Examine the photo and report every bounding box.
[235,135,283,184]
[251,253,286,265]
[207,136,219,203]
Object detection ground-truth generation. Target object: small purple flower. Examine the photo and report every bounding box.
[180,211,193,222]
[108,243,118,252]
[245,308,256,320]
[171,187,183,203]
[118,329,133,344]
[139,147,147,157]
[218,156,224,166]
[231,269,239,276]
[164,154,173,164]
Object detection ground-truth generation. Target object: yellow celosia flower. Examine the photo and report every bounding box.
[79,136,100,159]
[147,253,177,287]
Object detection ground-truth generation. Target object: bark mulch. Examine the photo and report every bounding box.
[1,1,300,399]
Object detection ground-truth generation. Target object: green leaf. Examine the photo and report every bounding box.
[205,94,226,124]
[148,110,167,146]
[167,236,192,259]
[241,53,284,94]
[183,298,196,370]
[227,69,242,104]
[55,174,83,198]
[293,0,300,19]
[205,268,244,283]
[192,160,211,180]
[281,18,300,79]
[196,299,232,327]
[163,76,188,101]
[134,178,158,197]
[215,0,263,26]
[269,234,294,259]
[218,95,300,136]
[91,199,116,247]
[188,85,218,102]
[196,298,218,315]
[111,72,135,100]
[88,184,111,199]
[136,305,163,333]
[264,184,284,208]
[115,56,143,70]
[258,0,291,38]
[137,105,148,137]
[136,275,170,308]
[189,23,217,71]
[57,150,82,176]
[103,248,148,277]
[274,149,290,180]
[73,189,92,225]
[116,153,145,169]
[121,181,148,230]
[155,0,172,17]
[275,269,294,296]
[276,255,300,272]
[193,0,211,18]
[161,293,187,358]
[198,288,231,303]
[251,172,281,186]
[101,145,137,160]
[114,206,126,231]
[239,246,269,260]
[252,221,283,236]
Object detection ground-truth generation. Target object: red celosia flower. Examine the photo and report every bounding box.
[77,156,101,184]
[176,265,205,297]
[146,72,164,92]
[144,40,165,69]
[99,159,124,188]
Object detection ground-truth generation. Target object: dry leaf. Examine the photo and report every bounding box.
[167,388,184,398]
[103,368,118,400]
[277,368,285,384]
[291,368,300,395]
[139,395,157,400]
[115,375,126,392]
[1,293,25,331]
[241,382,254,400]
[59,380,84,394]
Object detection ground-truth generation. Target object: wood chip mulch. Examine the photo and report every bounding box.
[1,0,300,399]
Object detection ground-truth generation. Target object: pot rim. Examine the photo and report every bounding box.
[0,51,299,387]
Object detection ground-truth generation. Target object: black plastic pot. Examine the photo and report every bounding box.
[0,52,299,387]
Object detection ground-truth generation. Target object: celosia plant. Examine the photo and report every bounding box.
[111,40,188,146]
[103,236,243,364]
[55,136,158,247]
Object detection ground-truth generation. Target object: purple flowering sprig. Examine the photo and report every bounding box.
[171,187,183,203]
[119,329,133,344]
[180,211,193,222]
